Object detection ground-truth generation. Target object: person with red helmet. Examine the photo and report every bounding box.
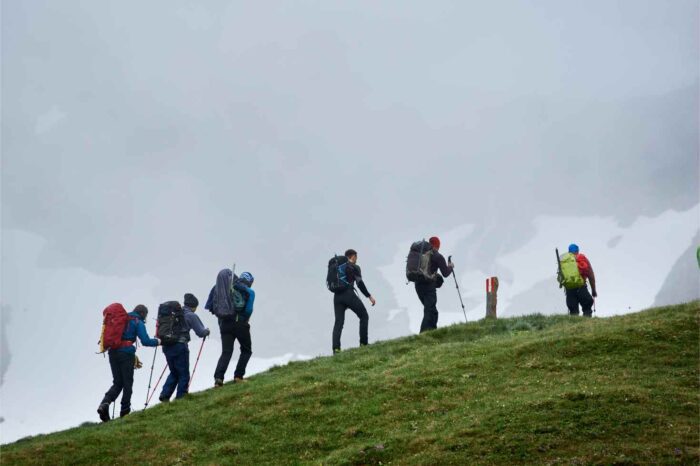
[414,236,454,332]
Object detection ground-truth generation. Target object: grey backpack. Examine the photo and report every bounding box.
[406,240,436,283]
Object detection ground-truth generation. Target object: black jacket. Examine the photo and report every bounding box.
[345,263,371,298]
[430,250,453,278]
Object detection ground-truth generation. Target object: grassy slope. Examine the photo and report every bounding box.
[2,302,698,465]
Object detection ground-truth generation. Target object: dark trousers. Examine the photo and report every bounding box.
[214,318,252,380]
[416,283,439,333]
[101,351,135,411]
[160,343,190,400]
[566,286,594,317]
[332,289,369,351]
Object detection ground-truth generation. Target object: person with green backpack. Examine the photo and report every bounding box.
[557,243,597,317]
[206,269,256,387]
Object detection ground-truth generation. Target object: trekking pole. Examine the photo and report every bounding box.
[144,348,158,409]
[448,256,468,323]
[111,401,116,420]
[145,364,168,407]
[188,336,207,391]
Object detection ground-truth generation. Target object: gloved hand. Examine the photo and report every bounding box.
[592,289,598,298]
[204,329,211,337]
[134,355,143,370]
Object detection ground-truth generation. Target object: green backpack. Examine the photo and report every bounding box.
[559,253,585,290]
[231,285,247,312]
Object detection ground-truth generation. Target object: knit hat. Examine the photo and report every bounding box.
[568,243,579,254]
[429,236,441,250]
[184,293,199,308]
[239,272,254,287]
[133,304,148,320]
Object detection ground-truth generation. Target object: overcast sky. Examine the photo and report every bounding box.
[1,0,698,442]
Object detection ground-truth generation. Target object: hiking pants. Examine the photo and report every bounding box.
[415,283,439,333]
[332,289,369,351]
[566,286,594,317]
[160,343,190,400]
[215,318,252,380]
[102,351,135,411]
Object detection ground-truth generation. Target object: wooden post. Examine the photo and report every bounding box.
[485,276,499,318]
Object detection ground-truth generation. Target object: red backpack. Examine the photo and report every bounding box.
[98,303,134,353]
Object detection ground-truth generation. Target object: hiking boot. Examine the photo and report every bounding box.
[158,396,170,403]
[120,408,130,418]
[233,377,247,383]
[214,378,224,388]
[333,348,342,355]
[97,403,110,423]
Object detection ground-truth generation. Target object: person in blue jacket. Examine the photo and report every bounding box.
[208,272,255,386]
[159,294,210,401]
[97,305,159,421]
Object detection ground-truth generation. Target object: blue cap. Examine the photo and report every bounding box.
[568,243,579,253]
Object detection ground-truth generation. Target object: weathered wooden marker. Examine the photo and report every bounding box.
[485,276,499,318]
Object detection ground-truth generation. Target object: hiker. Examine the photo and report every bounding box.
[97,304,159,421]
[159,294,210,401]
[558,243,597,317]
[329,249,376,353]
[206,270,256,386]
[408,237,454,333]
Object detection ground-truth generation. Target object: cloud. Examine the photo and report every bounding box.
[34,106,66,135]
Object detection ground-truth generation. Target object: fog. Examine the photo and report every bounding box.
[1,0,698,443]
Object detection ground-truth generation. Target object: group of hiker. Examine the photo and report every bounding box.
[97,269,256,421]
[97,235,598,421]
[329,237,598,351]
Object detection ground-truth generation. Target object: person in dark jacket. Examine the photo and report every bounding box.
[332,249,376,353]
[159,293,210,401]
[208,272,256,387]
[97,305,159,421]
[416,237,454,333]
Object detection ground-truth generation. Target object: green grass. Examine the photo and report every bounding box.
[3,302,698,465]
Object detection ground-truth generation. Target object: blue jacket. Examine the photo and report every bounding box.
[233,282,255,318]
[112,311,159,354]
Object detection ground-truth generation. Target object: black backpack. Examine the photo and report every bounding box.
[156,301,186,345]
[406,240,437,283]
[326,255,351,293]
